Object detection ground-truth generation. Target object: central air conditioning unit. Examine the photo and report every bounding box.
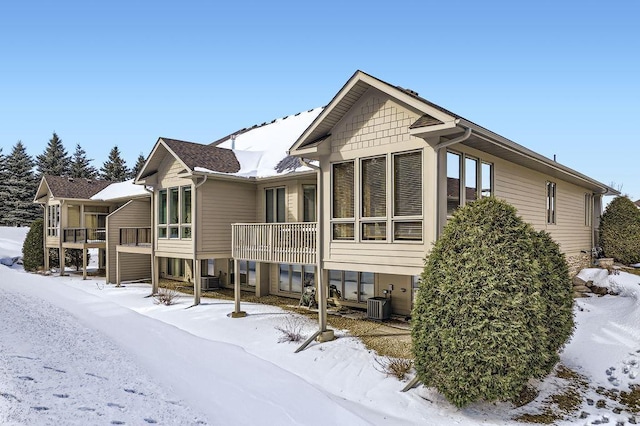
[200,276,220,290]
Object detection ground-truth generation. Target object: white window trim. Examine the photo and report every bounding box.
[446,149,494,216]
[546,181,557,225]
[158,185,192,240]
[330,150,425,243]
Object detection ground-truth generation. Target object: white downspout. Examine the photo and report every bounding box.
[296,158,334,351]
[191,175,208,307]
[143,185,157,295]
[434,126,472,152]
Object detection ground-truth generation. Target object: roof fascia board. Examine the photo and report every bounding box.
[291,72,365,152]
[291,71,456,153]
[134,173,158,186]
[136,138,192,183]
[33,177,51,202]
[190,171,256,184]
[460,120,619,195]
[158,138,192,174]
[408,121,458,138]
[254,170,316,183]
[135,138,164,182]
[287,145,325,159]
[358,74,455,123]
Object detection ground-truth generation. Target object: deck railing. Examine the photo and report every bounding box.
[119,227,152,246]
[232,222,317,265]
[63,228,106,243]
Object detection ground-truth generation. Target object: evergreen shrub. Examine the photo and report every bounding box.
[22,219,44,272]
[411,197,574,407]
[600,196,640,264]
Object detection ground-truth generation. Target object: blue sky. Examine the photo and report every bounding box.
[1,1,638,198]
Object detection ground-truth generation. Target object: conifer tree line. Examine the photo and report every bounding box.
[0,132,146,226]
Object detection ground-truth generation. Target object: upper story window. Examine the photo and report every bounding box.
[266,187,286,223]
[393,151,422,241]
[361,156,386,241]
[47,205,60,237]
[302,185,317,222]
[331,151,423,242]
[158,185,192,239]
[447,150,493,215]
[546,181,557,224]
[332,162,355,240]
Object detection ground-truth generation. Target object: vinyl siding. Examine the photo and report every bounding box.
[105,199,151,283]
[197,178,256,254]
[453,144,593,256]
[320,89,435,276]
[118,252,152,282]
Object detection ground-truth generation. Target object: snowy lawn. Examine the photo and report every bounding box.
[1,227,640,425]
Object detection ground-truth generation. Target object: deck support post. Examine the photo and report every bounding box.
[230,258,246,318]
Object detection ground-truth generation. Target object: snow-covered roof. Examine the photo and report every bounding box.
[212,107,323,178]
[90,179,150,201]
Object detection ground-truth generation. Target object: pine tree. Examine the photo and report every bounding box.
[100,145,130,182]
[70,144,98,179]
[36,132,71,177]
[0,148,10,223]
[4,141,39,226]
[130,153,146,179]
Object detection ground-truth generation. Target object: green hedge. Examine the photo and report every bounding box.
[600,196,640,264]
[411,198,574,407]
[22,219,44,272]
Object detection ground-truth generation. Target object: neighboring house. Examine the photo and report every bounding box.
[134,109,323,305]
[34,175,150,281]
[230,70,619,318]
[634,199,640,209]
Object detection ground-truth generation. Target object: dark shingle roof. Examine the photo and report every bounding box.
[44,175,114,199]
[162,138,240,173]
[275,155,301,174]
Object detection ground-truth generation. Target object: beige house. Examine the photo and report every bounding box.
[230,70,618,321]
[135,109,323,305]
[34,175,151,282]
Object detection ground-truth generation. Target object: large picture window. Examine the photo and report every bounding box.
[158,185,192,239]
[330,151,424,242]
[328,270,374,303]
[279,264,314,293]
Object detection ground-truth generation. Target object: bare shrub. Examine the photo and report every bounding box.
[153,288,179,306]
[374,356,413,381]
[275,317,304,343]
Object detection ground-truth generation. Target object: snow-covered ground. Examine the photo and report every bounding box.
[1,227,640,425]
